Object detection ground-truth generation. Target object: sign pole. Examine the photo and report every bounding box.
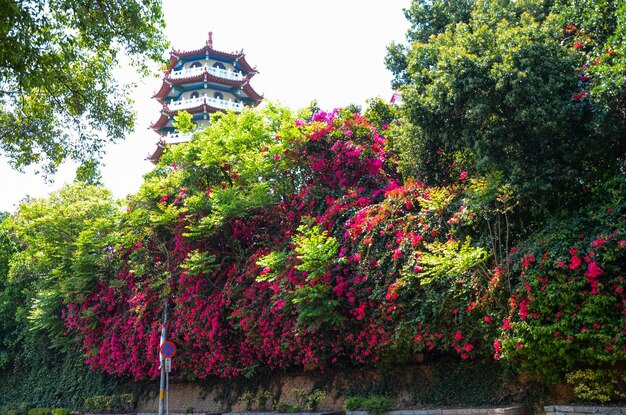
[158,296,168,415]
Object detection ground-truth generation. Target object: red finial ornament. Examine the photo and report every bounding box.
[207,31,213,48]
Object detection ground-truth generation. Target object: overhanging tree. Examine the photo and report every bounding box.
[0,0,167,175]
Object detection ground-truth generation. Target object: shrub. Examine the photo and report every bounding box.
[27,409,52,415]
[239,391,254,411]
[276,402,301,413]
[566,369,626,403]
[83,394,135,413]
[255,390,274,411]
[343,396,392,415]
[362,396,393,415]
[343,396,365,411]
[293,388,326,412]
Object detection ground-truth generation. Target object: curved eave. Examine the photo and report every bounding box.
[147,140,167,164]
[154,103,237,131]
[153,72,254,102]
[167,46,254,71]
[242,83,264,102]
[153,78,173,100]
[162,104,207,117]
[235,55,257,74]
[151,113,171,130]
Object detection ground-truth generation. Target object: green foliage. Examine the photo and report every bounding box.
[362,396,393,415]
[342,395,392,415]
[239,391,255,411]
[419,237,488,285]
[173,110,196,134]
[566,369,626,403]
[293,388,326,412]
[276,402,301,413]
[0,0,167,175]
[496,176,626,380]
[0,184,123,408]
[411,360,513,407]
[26,409,52,415]
[148,103,300,238]
[239,389,279,412]
[82,394,135,413]
[294,219,341,280]
[254,390,274,411]
[51,410,69,415]
[3,183,116,342]
[343,396,365,411]
[388,0,625,222]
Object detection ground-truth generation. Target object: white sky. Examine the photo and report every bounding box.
[0,0,411,212]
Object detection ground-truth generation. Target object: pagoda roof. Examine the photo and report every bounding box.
[151,101,257,131]
[153,71,257,101]
[147,139,167,164]
[166,33,258,74]
[241,82,263,102]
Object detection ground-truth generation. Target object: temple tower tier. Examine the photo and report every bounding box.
[148,32,263,163]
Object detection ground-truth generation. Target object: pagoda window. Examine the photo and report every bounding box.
[214,92,224,100]
[212,62,226,70]
[190,91,199,99]
[190,61,203,68]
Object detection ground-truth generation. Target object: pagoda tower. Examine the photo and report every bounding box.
[148,32,263,163]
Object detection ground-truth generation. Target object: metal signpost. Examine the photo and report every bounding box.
[159,340,176,415]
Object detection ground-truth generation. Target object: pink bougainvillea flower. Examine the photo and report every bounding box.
[521,254,535,269]
[519,298,530,320]
[584,261,604,278]
[502,318,512,330]
[591,238,606,248]
[459,171,468,180]
[569,253,582,270]
[573,41,583,50]
[392,248,403,260]
[454,331,463,341]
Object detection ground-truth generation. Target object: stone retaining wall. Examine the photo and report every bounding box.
[347,407,526,415]
[137,407,526,415]
[544,406,626,415]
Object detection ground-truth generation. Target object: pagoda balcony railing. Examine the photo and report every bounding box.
[163,132,193,143]
[167,94,245,112]
[169,65,244,81]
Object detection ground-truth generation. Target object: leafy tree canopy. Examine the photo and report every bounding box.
[386,0,626,221]
[0,0,167,175]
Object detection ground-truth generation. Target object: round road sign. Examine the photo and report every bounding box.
[160,340,177,358]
